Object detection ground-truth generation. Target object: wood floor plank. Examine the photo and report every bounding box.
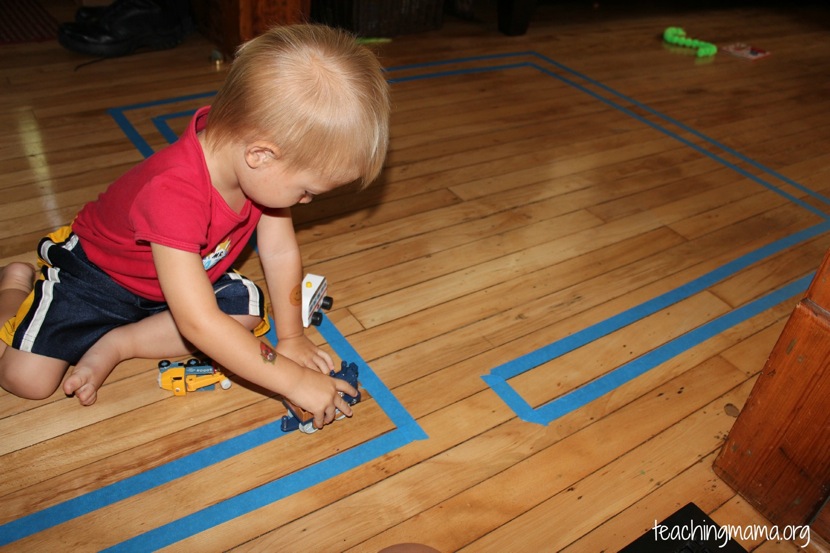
[3,0,829,550]
[460,378,756,552]
[560,451,736,552]
[290,356,751,552]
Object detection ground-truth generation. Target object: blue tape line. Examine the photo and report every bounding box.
[490,221,830,382]
[317,316,427,442]
[104,431,411,552]
[387,62,532,84]
[0,314,423,548]
[151,117,178,146]
[0,419,284,546]
[107,92,215,159]
[107,107,155,159]
[385,51,537,73]
[524,62,830,219]
[528,51,830,210]
[102,316,424,551]
[534,274,812,422]
[151,109,198,145]
[486,274,811,424]
[110,91,216,112]
[388,53,829,219]
[481,372,544,424]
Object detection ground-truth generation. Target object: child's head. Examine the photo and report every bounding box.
[206,24,390,189]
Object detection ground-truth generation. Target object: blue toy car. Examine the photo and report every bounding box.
[280,361,360,433]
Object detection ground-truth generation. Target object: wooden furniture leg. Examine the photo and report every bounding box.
[714,250,830,541]
[497,0,537,36]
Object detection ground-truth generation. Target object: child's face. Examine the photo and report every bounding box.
[240,145,357,208]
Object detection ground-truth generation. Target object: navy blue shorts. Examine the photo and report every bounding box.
[1,230,267,365]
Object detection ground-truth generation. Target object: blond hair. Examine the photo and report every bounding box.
[205,24,390,187]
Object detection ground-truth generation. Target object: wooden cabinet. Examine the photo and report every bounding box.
[191,0,311,57]
[714,250,830,541]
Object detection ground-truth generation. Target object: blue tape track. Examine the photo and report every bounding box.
[5,50,824,549]
[464,53,829,425]
[0,316,425,549]
[383,53,830,424]
[488,222,830,385]
[104,317,425,552]
[484,274,813,424]
[105,432,412,552]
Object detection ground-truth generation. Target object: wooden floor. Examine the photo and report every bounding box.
[2,0,829,551]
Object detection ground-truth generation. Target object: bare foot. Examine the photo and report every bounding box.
[63,340,122,406]
[0,262,35,294]
[63,367,102,406]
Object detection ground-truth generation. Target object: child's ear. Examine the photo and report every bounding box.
[244,143,281,168]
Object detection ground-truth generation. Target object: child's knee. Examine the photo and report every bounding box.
[0,353,66,400]
[0,262,36,293]
[237,314,264,332]
[0,370,61,400]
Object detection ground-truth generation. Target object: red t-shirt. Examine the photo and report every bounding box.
[73,106,263,301]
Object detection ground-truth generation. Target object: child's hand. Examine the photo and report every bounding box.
[276,335,334,374]
[287,367,359,429]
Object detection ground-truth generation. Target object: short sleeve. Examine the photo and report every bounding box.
[131,173,210,253]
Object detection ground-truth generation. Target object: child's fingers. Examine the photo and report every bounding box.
[313,403,340,429]
[336,394,353,418]
[318,349,334,371]
[309,350,332,374]
[334,378,358,401]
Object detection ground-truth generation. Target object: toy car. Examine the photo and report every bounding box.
[302,273,334,327]
[280,361,360,434]
[157,358,232,396]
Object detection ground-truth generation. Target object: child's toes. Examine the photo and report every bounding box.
[75,384,98,406]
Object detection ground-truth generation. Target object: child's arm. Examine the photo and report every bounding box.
[151,242,355,429]
[256,208,334,374]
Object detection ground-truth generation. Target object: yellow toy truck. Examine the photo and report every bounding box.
[157,358,232,396]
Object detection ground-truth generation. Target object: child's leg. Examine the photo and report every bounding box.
[0,263,35,335]
[0,263,72,399]
[64,311,262,405]
[0,348,71,399]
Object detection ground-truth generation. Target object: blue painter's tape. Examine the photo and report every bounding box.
[528,51,830,210]
[385,51,537,74]
[481,372,543,425]
[524,62,830,220]
[104,431,411,552]
[387,62,532,84]
[317,316,428,442]
[0,314,423,548]
[6,50,818,549]
[489,221,830,384]
[0,420,283,546]
[101,315,425,551]
[107,91,215,159]
[387,51,830,211]
[107,107,155,159]
[111,91,216,112]
[151,109,198,145]
[386,53,830,220]
[532,274,811,423]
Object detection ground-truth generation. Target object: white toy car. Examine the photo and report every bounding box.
[301,273,333,327]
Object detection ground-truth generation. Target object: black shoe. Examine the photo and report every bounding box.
[73,5,108,24]
[58,0,190,58]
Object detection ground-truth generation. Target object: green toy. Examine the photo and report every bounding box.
[663,27,717,58]
[356,37,392,45]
